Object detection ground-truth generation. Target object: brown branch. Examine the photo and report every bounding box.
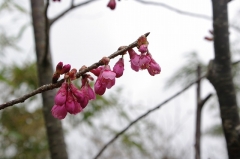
[49,0,98,26]
[0,32,150,110]
[93,74,206,159]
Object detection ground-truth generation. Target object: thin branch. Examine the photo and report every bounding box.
[43,0,50,62]
[134,0,240,32]
[93,74,206,159]
[199,93,213,109]
[134,0,211,20]
[0,32,150,110]
[49,0,98,26]
[71,0,74,7]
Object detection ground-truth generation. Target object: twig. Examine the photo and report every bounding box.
[134,0,240,32]
[134,0,211,20]
[0,32,150,110]
[93,74,206,159]
[43,0,50,62]
[49,0,98,26]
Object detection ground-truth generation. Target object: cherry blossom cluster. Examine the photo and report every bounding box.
[51,35,161,120]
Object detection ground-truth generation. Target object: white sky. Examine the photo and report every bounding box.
[1,0,240,158]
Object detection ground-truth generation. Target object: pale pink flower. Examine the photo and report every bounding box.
[107,0,116,10]
[113,58,124,78]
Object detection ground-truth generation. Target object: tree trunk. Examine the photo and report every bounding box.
[208,0,240,158]
[30,0,68,159]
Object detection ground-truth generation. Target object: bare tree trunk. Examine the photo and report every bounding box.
[30,0,68,158]
[208,0,240,158]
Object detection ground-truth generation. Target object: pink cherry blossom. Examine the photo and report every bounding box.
[147,57,161,76]
[51,105,67,120]
[139,54,151,70]
[65,90,82,115]
[113,58,124,78]
[54,82,67,106]
[94,65,116,95]
[128,48,140,72]
[107,0,116,10]
[94,79,107,95]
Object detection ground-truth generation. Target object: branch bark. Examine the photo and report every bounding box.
[207,0,240,158]
[30,0,68,158]
[0,32,150,110]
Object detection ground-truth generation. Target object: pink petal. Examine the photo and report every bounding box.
[51,105,67,120]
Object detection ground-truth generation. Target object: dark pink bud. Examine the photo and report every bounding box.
[60,64,71,74]
[56,62,63,73]
[90,66,104,77]
[107,0,116,10]
[138,44,148,53]
[113,58,124,78]
[51,105,67,120]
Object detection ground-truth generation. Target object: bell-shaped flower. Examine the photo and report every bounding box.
[113,58,124,78]
[139,54,151,70]
[128,48,140,72]
[54,82,68,106]
[94,65,116,95]
[65,90,82,115]
[107,0,116,10]
[147,54,161,76]
[94,79,107,95]
[51,105,67,120]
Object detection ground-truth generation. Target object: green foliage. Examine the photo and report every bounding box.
[0,106,49,159]
[165,52,206,89]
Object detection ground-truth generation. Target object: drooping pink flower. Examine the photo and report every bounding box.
[54,82,68,106]
[107,0,116,10]
[128,48,140,72]
[94,79,107,95]
[51,105,67,120]
[65,91,82,115]
[139,54,151,70]
[147,56,161,76]
[70,83,84,103]
[94,65,116,95]
[113,58,124,78]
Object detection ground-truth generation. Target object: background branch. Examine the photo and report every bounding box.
[0,32,149,110]
[134,0,211,20]
[93,74,206,159]
[49,0,98,26]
